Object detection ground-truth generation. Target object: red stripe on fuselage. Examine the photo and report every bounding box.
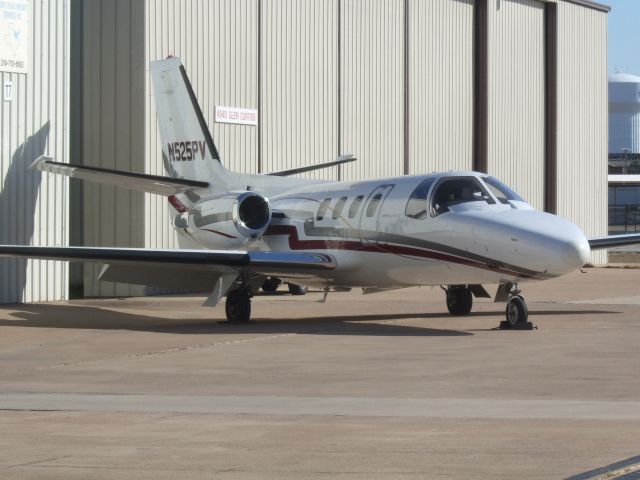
[168,195,189,213]
[264,225,543,280]
[202,228,237,239]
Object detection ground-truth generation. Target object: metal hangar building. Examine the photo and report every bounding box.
[0,0,610,303]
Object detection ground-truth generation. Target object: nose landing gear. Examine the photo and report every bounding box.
[498,284,534,330]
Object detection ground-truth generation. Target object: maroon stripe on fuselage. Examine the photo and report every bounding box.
[202,228,237,239]
[168,195,189,213]
[264,225,544,280]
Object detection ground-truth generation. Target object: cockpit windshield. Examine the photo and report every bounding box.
[481,176,525,204]
[431,177,494,216]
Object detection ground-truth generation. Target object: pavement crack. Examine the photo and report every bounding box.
[45,333,299,369]
[129,332,299,357]
[4,456,71,468]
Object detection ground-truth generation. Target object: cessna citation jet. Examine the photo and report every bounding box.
[1,57,639,327]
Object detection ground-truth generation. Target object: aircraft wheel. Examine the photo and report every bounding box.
[288,283,308,296]
[505,295,528,326]
[225,288,251,322]
[261,277,281,293]
[446,286,473,316]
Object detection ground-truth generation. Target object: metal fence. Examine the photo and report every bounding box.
[609,205,640,232]
[609,153,640,174]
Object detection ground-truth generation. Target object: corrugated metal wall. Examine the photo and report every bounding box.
[0,0,69,303]
[408,0,474,174]
[65,0,610,299]
[145,0,259,251]
[81,0,145,296]
[261,0,339,179]
[556,1,608,265]
[340,0,404,181]
[487,0,545,210]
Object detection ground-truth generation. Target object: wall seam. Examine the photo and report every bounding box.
[473,0,488,173]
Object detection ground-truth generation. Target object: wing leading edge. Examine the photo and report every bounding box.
[588,233,640,250]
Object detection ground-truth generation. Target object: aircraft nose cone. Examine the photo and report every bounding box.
[525,215,591,276]
[469,210,591,277]
[555,229,591,273]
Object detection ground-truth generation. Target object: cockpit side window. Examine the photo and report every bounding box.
[482,176,525,204]
[431,177,494,216]
[405,177,436,220]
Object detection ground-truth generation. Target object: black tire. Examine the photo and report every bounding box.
[225,289,251,322]
[505,295,528,326]
[288,283,308,296]
[261,277,281,293]
[446,286,473,316]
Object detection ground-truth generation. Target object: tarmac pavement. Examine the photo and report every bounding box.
[1,268,640,479]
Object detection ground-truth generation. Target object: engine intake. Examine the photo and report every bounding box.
[183,192,272,248]
[234,192,272,238]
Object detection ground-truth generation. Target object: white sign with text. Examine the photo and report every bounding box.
[215,106,258,126]
[0,0,29,74]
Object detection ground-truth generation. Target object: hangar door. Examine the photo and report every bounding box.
[408,0,475,174]
[487,0,545,210]
[340,0,404,181]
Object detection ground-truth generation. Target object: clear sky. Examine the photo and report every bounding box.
[607,0,640,75]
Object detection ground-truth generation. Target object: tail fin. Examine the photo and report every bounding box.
[150,57,228,188]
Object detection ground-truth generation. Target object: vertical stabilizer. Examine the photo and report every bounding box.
[150,57,228,188]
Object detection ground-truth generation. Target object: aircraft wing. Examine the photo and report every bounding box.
[588,233,640,249]
[0,245,336,278]
[32,156,209,196]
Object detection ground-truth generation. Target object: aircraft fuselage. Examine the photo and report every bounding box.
[175,171,591,289]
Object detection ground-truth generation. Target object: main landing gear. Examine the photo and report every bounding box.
[227,278,309,322]
[261,277,282,293]
[225,286,252,323]
[260,277,308,296]
[445,286,473,316]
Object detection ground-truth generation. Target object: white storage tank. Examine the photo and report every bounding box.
[609,72,640,154]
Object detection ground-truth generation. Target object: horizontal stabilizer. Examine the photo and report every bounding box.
[588,233,640,250]
[32,156,209,196]
[267,155,356,177]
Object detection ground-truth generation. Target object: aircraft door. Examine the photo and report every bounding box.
[359,184,394,245]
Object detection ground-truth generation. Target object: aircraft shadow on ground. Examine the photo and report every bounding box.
[0,305,470,336]
[0,304,620,337]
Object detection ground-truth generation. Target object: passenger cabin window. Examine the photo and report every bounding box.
[366,193,383,217]
[333,196,348,219]
[348,195,364,218]
[316,198,331,220]
[431,177,494,216]
[482,176,525,205]
[405,178,436,219]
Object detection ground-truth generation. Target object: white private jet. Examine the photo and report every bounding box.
[1,57,638,327]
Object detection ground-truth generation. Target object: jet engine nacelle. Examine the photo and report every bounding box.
[175,192,272,249]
